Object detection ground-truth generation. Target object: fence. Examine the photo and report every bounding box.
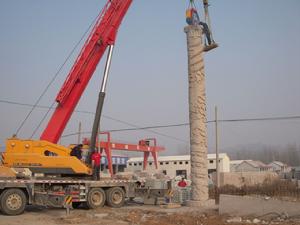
[171,187,192,205]
[209,179,300,201]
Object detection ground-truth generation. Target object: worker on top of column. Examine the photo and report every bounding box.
[186,0,218,52]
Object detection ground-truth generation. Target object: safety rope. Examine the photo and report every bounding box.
[203,0,215,43]
[188,0,198,11]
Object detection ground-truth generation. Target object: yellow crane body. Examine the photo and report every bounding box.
[2,138,92,175]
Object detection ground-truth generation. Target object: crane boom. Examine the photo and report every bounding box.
[40,0,132,143]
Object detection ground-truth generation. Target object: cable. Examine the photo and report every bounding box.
[61,115,300,139]
[2,99,300,142]
[14,11,101,137]
[100,116,189,143]
[0,99,92,114]
[3,98,300,125]
[62,125,189,143]
[61,123,190,137]
[0,99,189,143]
[60,120,218,139]
[30,102,56,139]
[218,116,300,123]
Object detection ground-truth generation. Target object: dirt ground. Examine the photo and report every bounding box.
[1,200,300,225]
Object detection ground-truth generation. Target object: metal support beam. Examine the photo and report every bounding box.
[88,45,114,163]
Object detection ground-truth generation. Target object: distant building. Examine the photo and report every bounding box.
[291,167,300,180]
[207,153,230,174]
[126,153,230,179]
[268,161,290,173]
[101,155,129,174]
[230,160,251,172]
[234,160,272,172]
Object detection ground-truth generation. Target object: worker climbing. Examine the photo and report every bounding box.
[186,0,218,52]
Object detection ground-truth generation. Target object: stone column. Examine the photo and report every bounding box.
[184,25,208,206]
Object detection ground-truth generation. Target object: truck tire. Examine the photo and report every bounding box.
[105,187,125,208]
[0,189,27,215]
[86,188,106,209]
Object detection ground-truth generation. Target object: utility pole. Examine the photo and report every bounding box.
[77,122,82,144]
[215,106,220,204]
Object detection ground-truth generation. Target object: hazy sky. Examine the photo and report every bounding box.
[0,0,299,155]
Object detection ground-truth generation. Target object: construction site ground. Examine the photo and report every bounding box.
[1,200,299,225]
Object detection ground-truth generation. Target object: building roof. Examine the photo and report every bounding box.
[269,161,287,167]
[241,160,272,169]
[230,160,252,165]
[127,153,229,163]
[292,166,300,171]
[207,153,229,160]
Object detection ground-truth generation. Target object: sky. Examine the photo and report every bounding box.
[0,0,299,156]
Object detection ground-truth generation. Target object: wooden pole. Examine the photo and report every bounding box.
[215,106,220,204]
[77,122,82,144]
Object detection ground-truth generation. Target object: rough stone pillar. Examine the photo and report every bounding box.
[184,25,208,206]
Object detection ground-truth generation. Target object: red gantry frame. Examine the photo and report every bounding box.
[83,132,165,176]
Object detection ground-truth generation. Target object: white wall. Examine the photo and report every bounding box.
[126,159,191,179]
[207,155,230,172]
[126,154,231,179]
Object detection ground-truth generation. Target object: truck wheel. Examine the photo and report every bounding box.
[0,189,27,215]
[105,187,125,208]
[86,188,106,209]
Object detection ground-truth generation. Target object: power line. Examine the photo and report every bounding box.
[0,99,188,143]
[219,116,300,123]
[0,100,93,114]
[4,98,299,124]
[61,114,300,138]
[1,99,300,142]
[14,10,101,137]
[61,123,190,138]
[61,116,300,138]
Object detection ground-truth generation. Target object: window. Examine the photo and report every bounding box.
[179,161,183,165]
[162,170,167,175]
[165,162,169,165]
[44,150,57,156]
[129,163,132,166]
[185,161,189,165]
[134,163,137,166]
[176,170,187,179]
[160,162,163,165]
[139,162,142,166]
[174,162,177,165]
[149,162,152,166]
[209,160,214,164]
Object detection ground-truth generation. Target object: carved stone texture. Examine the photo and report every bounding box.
[184,25,208,203]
